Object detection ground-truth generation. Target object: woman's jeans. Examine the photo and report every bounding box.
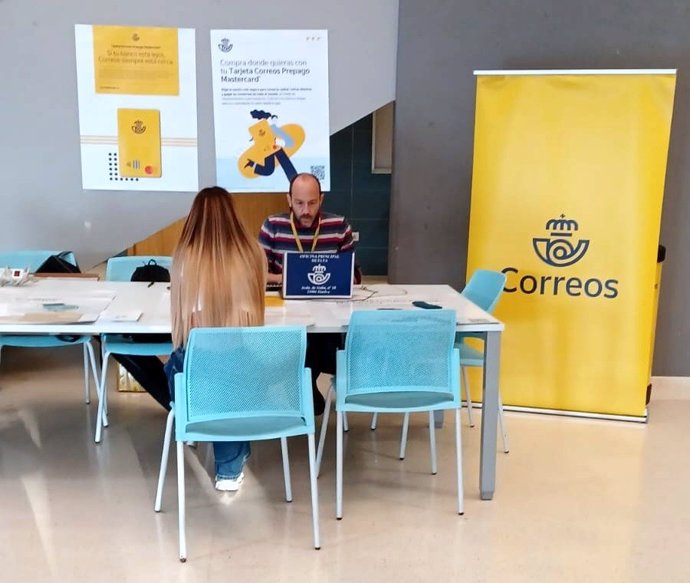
[164,347,250,480]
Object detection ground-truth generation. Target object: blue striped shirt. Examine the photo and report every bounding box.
[259,212,356,276]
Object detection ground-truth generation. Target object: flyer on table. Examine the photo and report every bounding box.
[74,24,199,192]
[210,29,330,192]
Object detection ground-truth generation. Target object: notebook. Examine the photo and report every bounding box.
[282,252,355,299]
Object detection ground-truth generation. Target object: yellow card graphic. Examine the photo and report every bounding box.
[117,109,162,178]
[93,25,179,95]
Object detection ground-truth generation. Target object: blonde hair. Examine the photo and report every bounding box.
[171,187,266,347]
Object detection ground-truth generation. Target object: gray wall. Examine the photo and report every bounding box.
[390,0,690,375]
[0,0,398,268]
[328,114,392,275]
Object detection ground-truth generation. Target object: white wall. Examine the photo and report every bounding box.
[0,0,398,267]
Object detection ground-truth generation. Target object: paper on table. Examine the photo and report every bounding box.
[0,311,99,325]
[99,310,142,322]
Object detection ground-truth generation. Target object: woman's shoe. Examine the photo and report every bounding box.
[215,472,245,492]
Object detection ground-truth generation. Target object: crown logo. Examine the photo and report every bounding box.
[218,38,233,53]
[546,215,579,235]
[533,214,589,268]
[307,263,330,285]
[131,120,146,134]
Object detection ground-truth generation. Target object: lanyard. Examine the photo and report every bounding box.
[290,213,320,253]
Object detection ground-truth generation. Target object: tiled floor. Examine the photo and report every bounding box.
[1,346,689,582]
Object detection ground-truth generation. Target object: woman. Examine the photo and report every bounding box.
[163,186,266,492]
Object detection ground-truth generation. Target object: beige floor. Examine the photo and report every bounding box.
[0,347,689,582]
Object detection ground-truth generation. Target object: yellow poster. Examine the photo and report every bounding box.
[93,25,179,95]
[467,71,676,417]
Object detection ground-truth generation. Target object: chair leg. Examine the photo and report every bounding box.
[498,392,509,454]
[370,412,378,430]
[343,412,349,433]
[280,437,293,503]
[307,433,321,550]
[336,411,344,520]
[316,384,334,478]
[82,344,91,404]
[462,366,475,427]
[455,408,464,515]
[399,412,410,460]
[155,410,175,512]
[95,352,110,443]
[428,411,438,475]
[86,341,100,404]
[176,441,187,562]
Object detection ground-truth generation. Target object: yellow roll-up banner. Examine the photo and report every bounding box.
[467,71,676,418]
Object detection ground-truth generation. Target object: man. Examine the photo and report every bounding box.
[259,172,361,414]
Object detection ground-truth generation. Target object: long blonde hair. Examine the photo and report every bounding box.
[171,187,266,347]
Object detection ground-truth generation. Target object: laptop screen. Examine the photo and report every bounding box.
[282,252,355,299]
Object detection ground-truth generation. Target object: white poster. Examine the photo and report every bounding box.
[74,24,198,192]
[210,29,330,192]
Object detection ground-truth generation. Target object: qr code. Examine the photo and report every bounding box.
[310,165,326,180]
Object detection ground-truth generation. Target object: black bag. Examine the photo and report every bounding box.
[129,259,171,343]
[35,252,81,274]
[131,259,170,284]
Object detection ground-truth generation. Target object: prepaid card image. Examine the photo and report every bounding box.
[117,108,162,177]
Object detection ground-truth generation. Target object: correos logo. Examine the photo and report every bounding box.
[218,38,233,53]
[307,264,330,286]
[533,214,589,267]
[502,215,619,299]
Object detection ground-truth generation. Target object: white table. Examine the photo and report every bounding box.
[0,279,504,500]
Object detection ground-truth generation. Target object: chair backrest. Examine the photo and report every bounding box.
[105,256,172,282]
[342,309,458,397]
[0,250,76,273]
[177,326,313,429]
[462,269,507,314]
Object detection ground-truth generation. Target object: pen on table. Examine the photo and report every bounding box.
[147,281,155,288]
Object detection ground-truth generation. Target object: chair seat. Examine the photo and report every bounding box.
[456,342,484,366]
[0,334,91,348]
[342,390,456,411]
[102,334,172,356]
[179,413,312,441]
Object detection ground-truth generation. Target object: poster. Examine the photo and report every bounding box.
[210,29,330,192]
[467,70,676,418]
[75,24,198,191]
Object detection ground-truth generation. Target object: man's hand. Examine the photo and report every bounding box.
[267,272,283,284]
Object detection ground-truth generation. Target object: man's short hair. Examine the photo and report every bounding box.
[288,172,322,196]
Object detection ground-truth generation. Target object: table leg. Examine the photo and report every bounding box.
[480,330,501,500]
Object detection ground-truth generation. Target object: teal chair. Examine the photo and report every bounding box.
[333,310,463,518]
[95,256,173,443]
[0,250,98,405]
[393,269,509,457]
[154,326,320,561]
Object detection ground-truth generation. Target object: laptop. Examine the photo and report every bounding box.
[282,251,355,299]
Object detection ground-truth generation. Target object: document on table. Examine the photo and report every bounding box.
[99,310,142,322]
[0,311,99,325]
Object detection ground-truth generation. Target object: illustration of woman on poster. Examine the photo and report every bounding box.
[238,109,305,181]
